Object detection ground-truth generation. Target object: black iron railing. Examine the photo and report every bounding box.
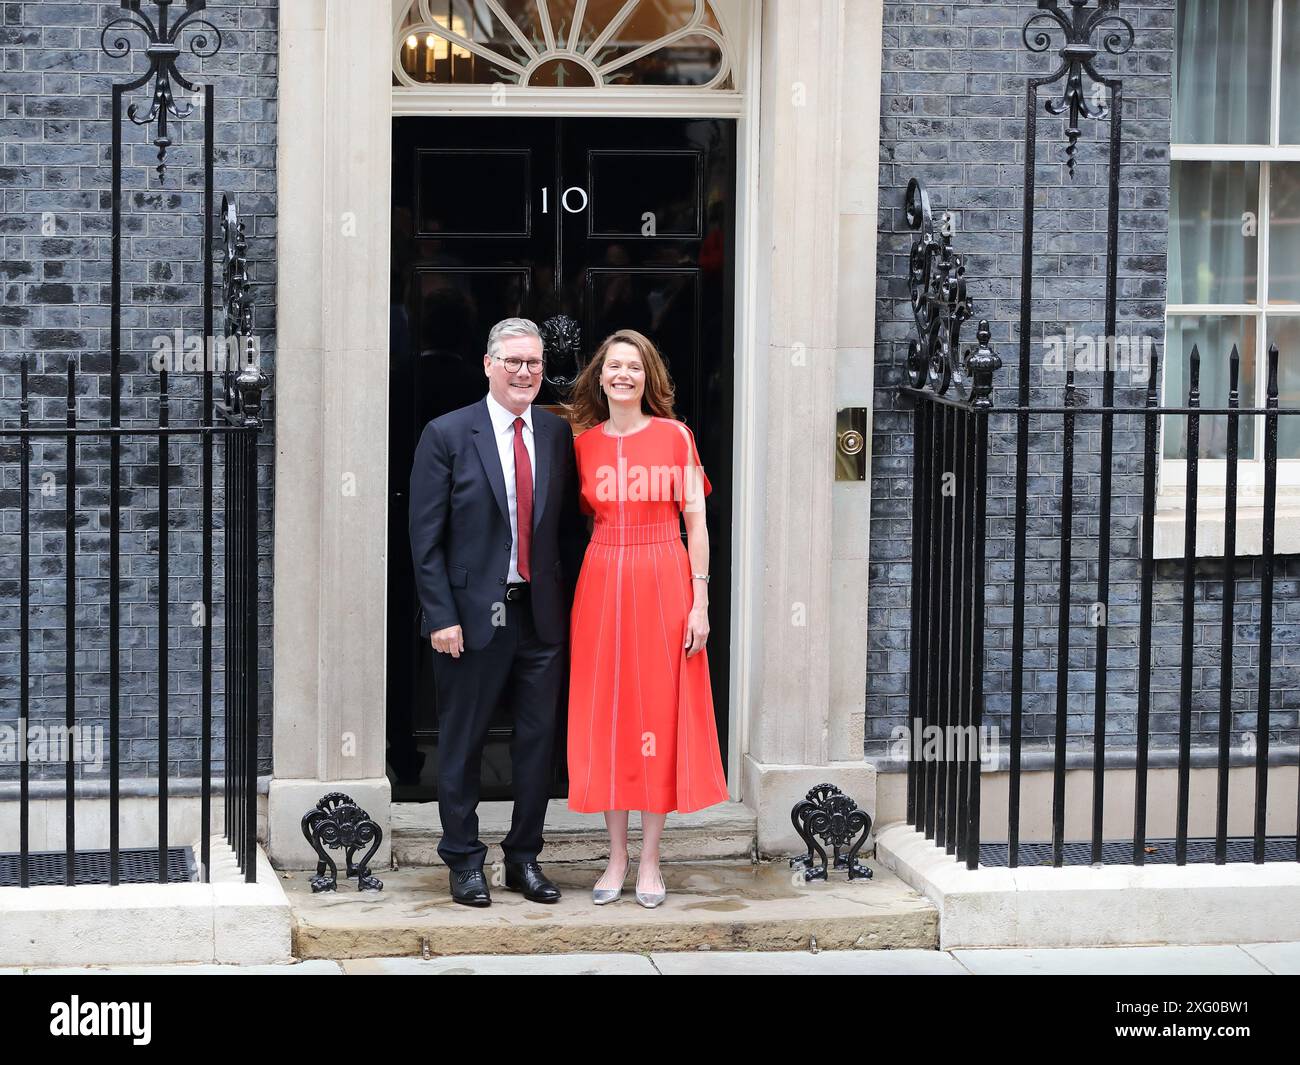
[901,2,1299,870]
[220,368,264,885]
[905,387,990,867]
[217,194,267,884]
[904,334,1300,870]
[0,3,267,887]
[1,336,265,887]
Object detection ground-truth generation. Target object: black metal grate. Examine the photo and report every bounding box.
[978,837,1299,868]
[0,847,198,887]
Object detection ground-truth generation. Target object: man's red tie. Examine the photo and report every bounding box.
[513,416,532,581]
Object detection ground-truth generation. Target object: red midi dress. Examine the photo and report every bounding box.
[566,416,729,814]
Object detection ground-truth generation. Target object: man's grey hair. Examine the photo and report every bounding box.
[486,317,542,359]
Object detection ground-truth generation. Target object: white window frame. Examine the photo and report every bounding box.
[391,0,741,104]
[1158,0,1300,555]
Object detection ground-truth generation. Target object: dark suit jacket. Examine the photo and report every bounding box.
[409,397,587,651]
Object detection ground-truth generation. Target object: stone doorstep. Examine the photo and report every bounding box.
[391,799,759,866]
[284,859,938,959]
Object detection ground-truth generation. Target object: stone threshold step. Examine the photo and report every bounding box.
[391,800,758,866]
[285,859,938,959]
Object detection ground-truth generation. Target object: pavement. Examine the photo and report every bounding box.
[3,942,1298,975]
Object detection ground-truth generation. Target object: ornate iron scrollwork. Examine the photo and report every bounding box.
[905,178,1000,408]
[1023,0,1134,177]
[220,195,268,426]
[540,314,583,388]
[301,793,384,893]
[100,1,222,180]
[789,783,873,882]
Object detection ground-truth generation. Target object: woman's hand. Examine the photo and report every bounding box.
[684,604,709,657]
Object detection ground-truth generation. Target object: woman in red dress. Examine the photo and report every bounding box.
[565,329,729,908]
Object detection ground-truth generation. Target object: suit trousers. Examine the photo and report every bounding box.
[432,596,564,872]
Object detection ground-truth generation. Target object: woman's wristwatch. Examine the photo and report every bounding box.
[692,573,710,582]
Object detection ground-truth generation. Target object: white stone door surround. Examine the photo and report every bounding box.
[268,0,885,867]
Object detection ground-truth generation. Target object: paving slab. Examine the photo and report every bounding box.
[9,943,1298,975]
[341,953,658,974]
[1239,941,1300,975]
[287,859,938,958]
[650,948,967,975]
[13,961,343,975]
[953,945,1272,976]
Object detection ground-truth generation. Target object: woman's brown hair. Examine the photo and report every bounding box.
[564,329,677,430]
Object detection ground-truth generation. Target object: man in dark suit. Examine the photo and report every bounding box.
[408,317,584,907]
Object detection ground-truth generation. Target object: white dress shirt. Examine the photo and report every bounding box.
[484,390,536,583]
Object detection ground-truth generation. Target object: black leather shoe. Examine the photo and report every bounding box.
[450,867,491,907]
[504,860,561,903]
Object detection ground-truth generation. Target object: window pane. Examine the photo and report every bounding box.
[580,0,730,87]
[577,0,718,54]
[1173,0,1273,144]
[528,58,597,86]
[1282,1,1300,143]
[1270,164,1300,303]
[1167,162,1260,305]
[1267,316,1300,458]
[502,0,578,50]
[602,34,725,86]
[395,1,524,86]
[1163,315,1258,460]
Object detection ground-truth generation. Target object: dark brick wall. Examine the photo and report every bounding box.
[0,0,277,782]
[867,0,1300,758]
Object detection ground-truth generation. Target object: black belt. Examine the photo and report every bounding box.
[504,581,530,602]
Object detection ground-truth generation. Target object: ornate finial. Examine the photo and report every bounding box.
[100,1,222,180]
[221,195,253,344]
[966,321,1003,410]
[221,196,265,425]
[1145,347,1159,405]
[1023,1,1133,177]
[234,360,269,425]
[904,178,997,406]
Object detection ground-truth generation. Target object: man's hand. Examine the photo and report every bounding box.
[431,625,465,658]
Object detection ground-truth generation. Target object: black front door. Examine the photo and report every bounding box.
[387,116,736,802]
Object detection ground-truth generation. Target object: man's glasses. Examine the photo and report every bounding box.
[492,355,546,375]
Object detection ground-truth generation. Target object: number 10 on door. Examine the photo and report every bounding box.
[541,187,588,214]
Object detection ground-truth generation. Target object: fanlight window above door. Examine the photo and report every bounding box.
[393,0,735,89]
